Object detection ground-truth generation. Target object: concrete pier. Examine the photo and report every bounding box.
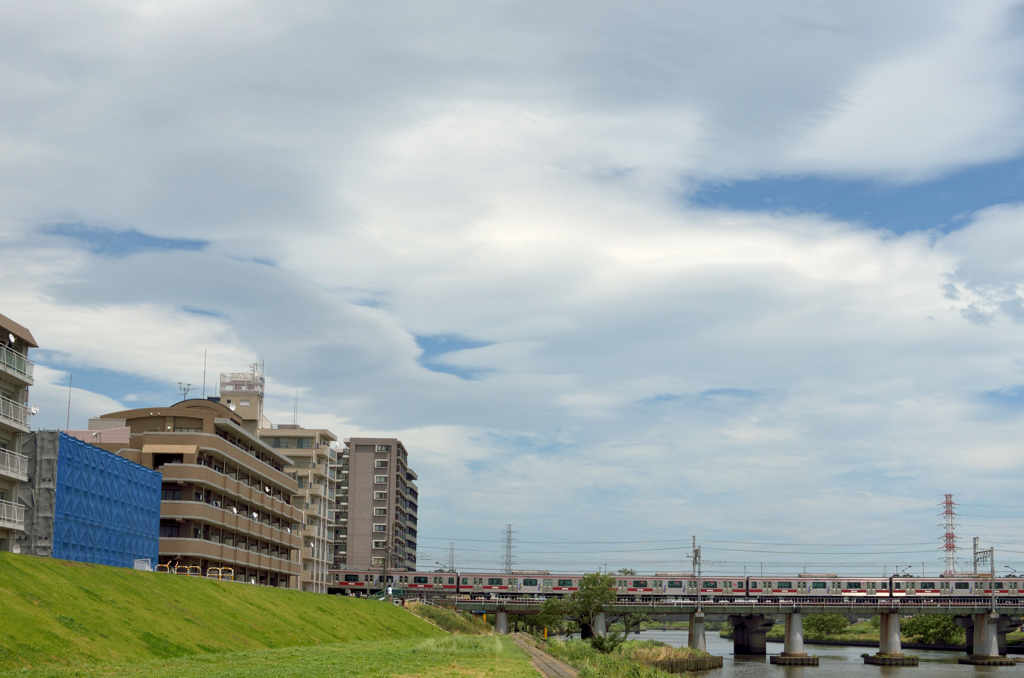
[728,614,773,655]
[495,610,508,634]
[593,612,606,637]
[958,613,1017,665]
[687,612,706,652]
[864,613,917,666]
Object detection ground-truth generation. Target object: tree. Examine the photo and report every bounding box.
[563,572,617,638]
[803,614,849,639]
[514,598,567,635]
[616,568,637,576]
[901,615,964,645]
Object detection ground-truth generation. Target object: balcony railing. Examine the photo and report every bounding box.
[0,499,24,529]
[0,345,32,382]
[0,395,30,431]
[0,448,28,480]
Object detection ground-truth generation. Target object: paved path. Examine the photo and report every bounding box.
[511,634,578,678]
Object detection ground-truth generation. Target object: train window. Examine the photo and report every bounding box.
[919,582,935,589]
[618,580,626,587]
[702,581,717,588]
[954,582,969,589]
[778,581,792,588]
[879,582,887,590]
[510,579,518,585]
[543,579,553,586]
[668,581,683,588]
[488,578,503,585]
[846,582,861,589]
[414,576,428,584]
[811,582,826,589]
[448,577,455,585]
[344,574,360,582]
[474,578,483,585]
[632,580,648,588]
[734,582,744,588]
[523,579,537,586]
[462,578,469,585]
[749,581,757,588]
[994,582,1005,589]
[558,579,573,586]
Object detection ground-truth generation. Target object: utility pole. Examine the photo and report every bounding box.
[974,537,980,575]
[990,547,996,613]
[501,524,517,574]
[693,536,702,612]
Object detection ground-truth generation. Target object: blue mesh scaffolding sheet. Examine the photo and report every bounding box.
[53,432,161,568]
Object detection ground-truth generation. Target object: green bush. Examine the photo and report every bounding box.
[900,616,964,645]
[803,614,849,638]
[588,630,623,653]
[546,639,674,678]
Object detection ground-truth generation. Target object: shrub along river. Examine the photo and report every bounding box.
[630,630,1017,675]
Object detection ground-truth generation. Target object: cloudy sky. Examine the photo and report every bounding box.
[5,0,1024,574]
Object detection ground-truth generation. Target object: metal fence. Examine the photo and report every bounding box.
[0,499,25,528]
[0,448,27,478]
[0,344,33,380]
[0,395,30,429]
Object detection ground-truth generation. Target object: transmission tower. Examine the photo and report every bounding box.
[445,542,455,572]
[940,494,958,574]
[501,524,517,574]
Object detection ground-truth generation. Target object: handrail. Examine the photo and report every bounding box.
[0,448,28,477]
[0,499,24,526]
[0,395,30,428]
[0,344,33,380]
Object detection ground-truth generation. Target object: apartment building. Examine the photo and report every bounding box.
[94,399,302,588]
[343,438,418,571]
[259,425,337,594]
[0,313,35,551]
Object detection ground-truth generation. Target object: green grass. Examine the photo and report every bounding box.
[0,637,538,678]
[545,639,679,678]
[0,552,443,670]
[407,603,493,635]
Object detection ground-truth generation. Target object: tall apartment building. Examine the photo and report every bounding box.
[343,438,418,571]
[94,399,302,588]
[219,368,339,594]
[0,313,35,551]
[259,425,337,594]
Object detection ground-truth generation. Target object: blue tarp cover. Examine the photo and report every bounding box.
[53,432,161,568]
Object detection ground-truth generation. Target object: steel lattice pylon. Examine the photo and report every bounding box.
[941,494,958,575]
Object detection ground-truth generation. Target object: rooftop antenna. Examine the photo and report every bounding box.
[178,382,192,402]
[65,373,72,430]
[202,349,207,399]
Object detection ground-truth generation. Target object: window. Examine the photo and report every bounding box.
[373,524,387,532]
[159,525,180,538]
[778,581,792,588]
[543,579,552,586]
[702,581,717,588]
[811,582,827,589]
[893,583,902,590]
[375,476,388,484]
[375,459,389,468]
[372,557,384,565]
[160,488,182,501]
[377,445,391,452]
[846,582,862,589]
[522,579,537,586]
[488,578,503,585]
[374,507,387,516]
[557,579,573,586]
[462,578,469,585]
[994,582,1005,589]
[632,580,648,588]
[414,576,429,584]
[374,491,388,500]
[955,582,970,590]
[240,399,250,406]
[373,541,386,549]
[344,574,360,582]
[448,577,455,585]
[919,582,936,589]
[667,581,683,589]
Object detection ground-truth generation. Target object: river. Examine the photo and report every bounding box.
[621,630,1017,675]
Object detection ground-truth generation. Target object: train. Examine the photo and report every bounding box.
[327,569,1022,600]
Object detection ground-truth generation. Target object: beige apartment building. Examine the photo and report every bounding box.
[94,399,302,588]
[342,438,418,571]
[0,313,34,551]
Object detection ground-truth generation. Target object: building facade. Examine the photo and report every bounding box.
[93,399,303,588]
[0,313,35,551]
[18,432,161,568]
[343,438,418,571]
[259,425,337,594]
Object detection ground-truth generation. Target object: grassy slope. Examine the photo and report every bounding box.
[0,637,538,678]
[407,603,492,635]
[0,553,442,669]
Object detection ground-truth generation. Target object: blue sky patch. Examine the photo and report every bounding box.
[689,155,1024,233]
[982,386,1024,408]
[36,356,205,407]
[45,223,207,257]
[415,334,492,380]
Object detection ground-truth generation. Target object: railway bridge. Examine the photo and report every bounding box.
[441,598,1024,666]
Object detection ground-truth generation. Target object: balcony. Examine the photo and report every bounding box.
[0,499,24,531]
[0,448,28,483]
[0,345,32,385]
[0,395,30,433]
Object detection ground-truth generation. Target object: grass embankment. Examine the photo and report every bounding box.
[406,603,492,635]
[1,636,537,678]
[0,552,442,670]
[546,638,705,678]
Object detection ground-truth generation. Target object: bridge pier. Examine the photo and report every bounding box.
[495,610,508,635]
[864,613,917,666]
[782,613,806,657]
[728,615,773,655]
[593,612,606,637]
[687,612,706,652]
[956,613,1018,665]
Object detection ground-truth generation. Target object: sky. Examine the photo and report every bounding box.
[4,0,1024,576]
